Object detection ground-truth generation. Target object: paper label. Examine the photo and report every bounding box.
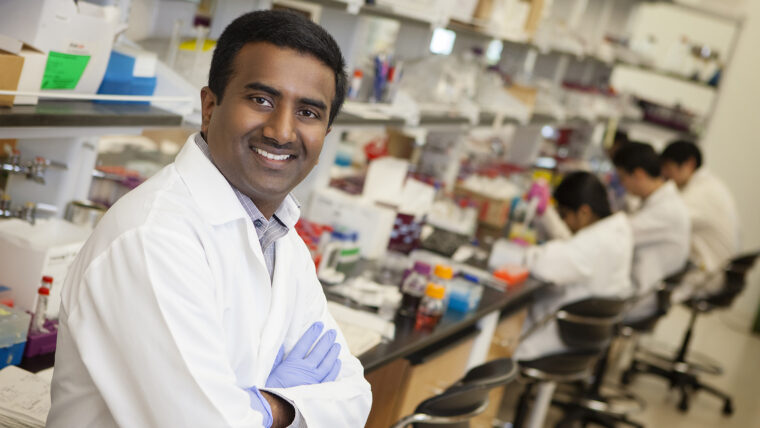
[41,51,91,90]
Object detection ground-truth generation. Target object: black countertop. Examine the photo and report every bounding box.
[21,278,546,375]
[358,278,547,373]
[0,100,183,128]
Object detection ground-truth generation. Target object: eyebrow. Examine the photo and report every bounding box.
[244,82,328,113]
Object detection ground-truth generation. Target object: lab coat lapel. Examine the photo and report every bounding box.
[174,133,270,276]
[174,134,247,226]
[257,233,296,383]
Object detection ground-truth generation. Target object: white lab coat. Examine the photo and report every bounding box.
[515,212,634,360]
[48,136,372,428]
[672,168,739,300]
[625,181,691,320]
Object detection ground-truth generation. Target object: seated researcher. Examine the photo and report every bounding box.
[514,171,634,360]
[612,142,691,320]
[48,11,371,428]
[660,140,739,300]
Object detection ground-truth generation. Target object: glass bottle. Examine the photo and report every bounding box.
[399,261,431,317]
[415,282,446,331]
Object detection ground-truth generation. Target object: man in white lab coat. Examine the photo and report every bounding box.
[660,140,739,300]
[513,172,634,360]
[612,142,691,320]
[48,11,371,428]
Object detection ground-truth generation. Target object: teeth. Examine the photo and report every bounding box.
[254,147,291,161]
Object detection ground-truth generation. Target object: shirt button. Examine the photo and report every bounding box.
[254,220,263,227]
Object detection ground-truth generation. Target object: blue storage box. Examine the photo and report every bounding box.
[0,304,31,369]
[96,50,157,104]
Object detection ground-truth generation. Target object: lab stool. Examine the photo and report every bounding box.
[390,358,518,428]
[512,297,629,428]
[551,268,692,428]
[621,251,760,415]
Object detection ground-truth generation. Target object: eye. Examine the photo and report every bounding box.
[250,96,273,107]
[297,109,318,119]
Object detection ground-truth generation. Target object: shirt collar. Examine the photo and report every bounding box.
[192,133,300,229]
[645,180,677,207]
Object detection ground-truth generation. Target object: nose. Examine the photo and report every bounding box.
[262,106,297,145]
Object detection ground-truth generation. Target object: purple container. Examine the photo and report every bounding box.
[24,319,58,358]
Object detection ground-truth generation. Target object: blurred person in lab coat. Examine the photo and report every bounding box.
[612,142,691,321]
[660,140,739,301]
[513,171,634,360]
[48,11,371,428]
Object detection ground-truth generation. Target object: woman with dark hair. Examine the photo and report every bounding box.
[512,171,635,359]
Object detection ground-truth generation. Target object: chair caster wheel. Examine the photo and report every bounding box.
[723,400,734,416]
[621,370,633,386]
[678,397,689,412]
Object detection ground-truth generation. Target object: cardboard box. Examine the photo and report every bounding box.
[454,185,511,229]
[386,127,416,160]
[15,45,46,105]
[0,0,121,96]
[0,34,47,105]
[507,84,538,110]
[0,50,23,107]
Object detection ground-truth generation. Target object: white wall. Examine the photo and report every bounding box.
[702,0,760,329]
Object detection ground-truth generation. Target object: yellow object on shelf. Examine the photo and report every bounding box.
[179,39,217,51]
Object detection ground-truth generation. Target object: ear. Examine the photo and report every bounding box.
[686,157,698,172]
[200,87,218,137]
[633,167,648,180]
[579,204,593,220]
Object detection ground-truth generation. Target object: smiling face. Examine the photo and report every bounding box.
[201,42,335,217]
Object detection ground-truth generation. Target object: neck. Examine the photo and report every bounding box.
[250,197,282,220]
[640,178,664,200]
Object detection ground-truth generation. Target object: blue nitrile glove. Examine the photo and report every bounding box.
[266,321,342,388]
[246,386,273,428]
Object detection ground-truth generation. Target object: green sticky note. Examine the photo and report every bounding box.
[41,51,91,90]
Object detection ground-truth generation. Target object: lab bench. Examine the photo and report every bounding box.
[357,278,547,428]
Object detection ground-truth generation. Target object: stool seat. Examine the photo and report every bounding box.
[519,350,600,378]
[554,383,646,417]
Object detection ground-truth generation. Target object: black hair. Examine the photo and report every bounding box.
[661,140,702,169]
[554,171,613,219]
[614,130,629,145]
[208,10,347,126]
[612,141,661,178]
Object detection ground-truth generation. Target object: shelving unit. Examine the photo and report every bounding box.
[0,0,743,218]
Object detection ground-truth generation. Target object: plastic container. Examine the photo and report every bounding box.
[336,241,361,275]
[493,265,530,287]
[415,282,446,331]
[318,228,358,283]
[398,261,431,317]
[0,284,12,307]
[433,264,454,303]
[24,319,58,358]
[0,304,31,368]
[29,277,52,335]
[447,273,483,313]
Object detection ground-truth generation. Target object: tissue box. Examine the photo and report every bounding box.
[0,304,31,369]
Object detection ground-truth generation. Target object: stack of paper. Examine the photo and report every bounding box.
[327,301,395,356]
[0,366,51,428]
